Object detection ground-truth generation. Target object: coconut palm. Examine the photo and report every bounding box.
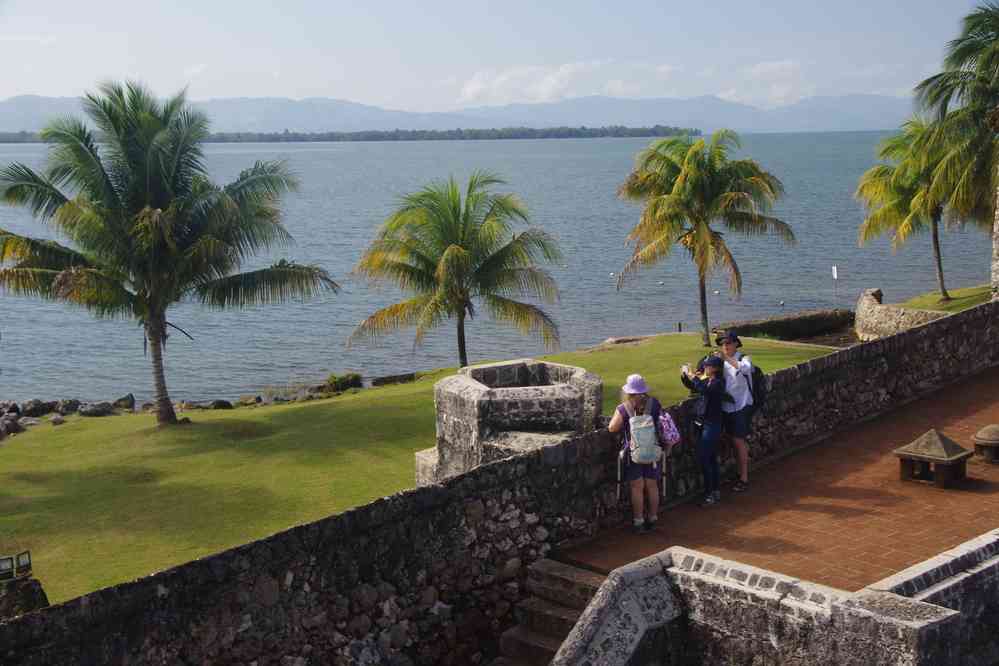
[0,81,338,426]
[350,171,561,367]
[856,118,956,301]
[618,130,794,346]
[916,2,999,299]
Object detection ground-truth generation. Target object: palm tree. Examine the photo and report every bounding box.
[0,82,338,426]
[916,2,999,300]
[350,171,561,367]
[618,129,794,346]
[855,118,955,301]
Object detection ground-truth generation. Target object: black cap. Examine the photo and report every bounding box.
[703,355,724,369]
[715,331,742,347]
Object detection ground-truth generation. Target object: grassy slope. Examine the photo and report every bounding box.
[1,334,829,603]
[900,284,991,313]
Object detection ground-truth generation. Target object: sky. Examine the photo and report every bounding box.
[0,0,983,111]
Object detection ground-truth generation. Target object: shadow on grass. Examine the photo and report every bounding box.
[0,465,304,540]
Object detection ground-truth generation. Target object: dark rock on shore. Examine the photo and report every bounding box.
[113,394,135,411]
[1,416,24,435]
[79,402,113,417]
[209,399,233,410]
[20,400,58,418]
[56,399,81,415]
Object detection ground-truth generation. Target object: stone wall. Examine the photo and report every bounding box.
[713,308,854,340]
[0,578,48,621]
[0,429,623,666]
[992,202,999,301]
[869,529,999,665]
[854,288,947,341]
[554,547,962,666]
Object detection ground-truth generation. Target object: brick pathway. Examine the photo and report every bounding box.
[559,367,999,592]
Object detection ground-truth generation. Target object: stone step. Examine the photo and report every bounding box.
[515,596,581,639]
[526,559,605,610]
[499,625,563,666]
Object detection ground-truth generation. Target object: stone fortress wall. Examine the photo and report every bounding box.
[854,288,947,341]
[3,296,999,665]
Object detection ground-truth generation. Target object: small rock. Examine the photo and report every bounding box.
[389,622,408,649]
[140,402,155,412]
[209,399,233,410]
[1,417,24,435]
[17,417,41,427]
[500,557,522,580]
[50,414,66,426]
[353,583,379,611]
[254,574,281,607]
[113,393,136,411]
[79,402,113,417]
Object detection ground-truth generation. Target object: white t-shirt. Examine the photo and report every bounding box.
[722,352,754,413]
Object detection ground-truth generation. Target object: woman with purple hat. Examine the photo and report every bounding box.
[609,374,672,533]
[681,356,727,506]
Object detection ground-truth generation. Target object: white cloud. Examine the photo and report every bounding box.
[184,63,208,79]
[457,61,686,106]
[0,33,55,45]
[720,59,815,108]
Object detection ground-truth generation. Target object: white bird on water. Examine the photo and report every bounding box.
[658,281,665,286]
[713,290,720,295]
[779,300,785,306]
[609,272,615,277]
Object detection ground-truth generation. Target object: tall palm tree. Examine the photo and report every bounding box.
[856,118,954,301]
[618,130,794,346]
[350,171,561,367]
[0,82,338,425]
[916,2,999,300]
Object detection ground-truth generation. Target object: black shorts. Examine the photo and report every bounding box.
[722,406,753,438]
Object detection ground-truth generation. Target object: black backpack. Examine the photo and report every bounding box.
[745,365,767,415]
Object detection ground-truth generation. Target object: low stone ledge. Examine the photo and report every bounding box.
[868,528,999,598]
[714,308,855,340]
[855,288,948,341]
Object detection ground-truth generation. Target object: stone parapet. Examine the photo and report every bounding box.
[855,288,947,341]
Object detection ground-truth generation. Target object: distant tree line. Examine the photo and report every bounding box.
[0,125,700,144]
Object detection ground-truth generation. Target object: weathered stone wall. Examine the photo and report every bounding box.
[0,429,623,666]
[713,308,855,340]
[554,547,961,666]
[854,288,947,341]
[869,529,999,666]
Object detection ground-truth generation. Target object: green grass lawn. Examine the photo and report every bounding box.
[900,284,992,313]
[1,334,829,603]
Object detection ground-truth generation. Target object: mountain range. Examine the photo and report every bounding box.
[0,93,914,134]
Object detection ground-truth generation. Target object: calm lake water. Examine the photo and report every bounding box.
[0,133,992,401]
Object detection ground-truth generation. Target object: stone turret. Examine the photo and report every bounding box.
[415,359,602,486]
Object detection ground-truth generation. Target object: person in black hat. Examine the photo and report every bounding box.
[681,355,726,506]
[715,331,753,492]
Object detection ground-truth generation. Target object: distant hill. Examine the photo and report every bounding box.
[0,93,915,134]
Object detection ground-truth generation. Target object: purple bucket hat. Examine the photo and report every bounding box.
[622,374,650,395]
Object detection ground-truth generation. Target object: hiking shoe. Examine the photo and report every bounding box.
[699,494,717,507]
[712,490,721,503]
[732,480,749,493]
[644,519,658,532]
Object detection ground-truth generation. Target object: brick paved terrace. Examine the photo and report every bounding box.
[559,367,999,592]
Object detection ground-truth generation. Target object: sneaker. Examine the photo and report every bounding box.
[644,519,658,532]
[732,480,749,493]
[699,494,717,507]
[712,490,721,503]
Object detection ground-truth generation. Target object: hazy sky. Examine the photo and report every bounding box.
[0,0,981,110]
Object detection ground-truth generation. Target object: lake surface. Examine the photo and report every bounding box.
[0,133,991,401]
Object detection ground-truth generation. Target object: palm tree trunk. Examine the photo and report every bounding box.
[698,274,711,347]
[457,311,468,367]
[930,214,951,301]
[147,312,178,426]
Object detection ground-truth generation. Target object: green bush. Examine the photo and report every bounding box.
[326,372,364,392]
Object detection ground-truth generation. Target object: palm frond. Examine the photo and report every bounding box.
[0,228,92,269]
[482,294,560,350]
[51,266,136,318]
[195,260,338,308]
[0,163,70,220]
[347,295,434,346]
